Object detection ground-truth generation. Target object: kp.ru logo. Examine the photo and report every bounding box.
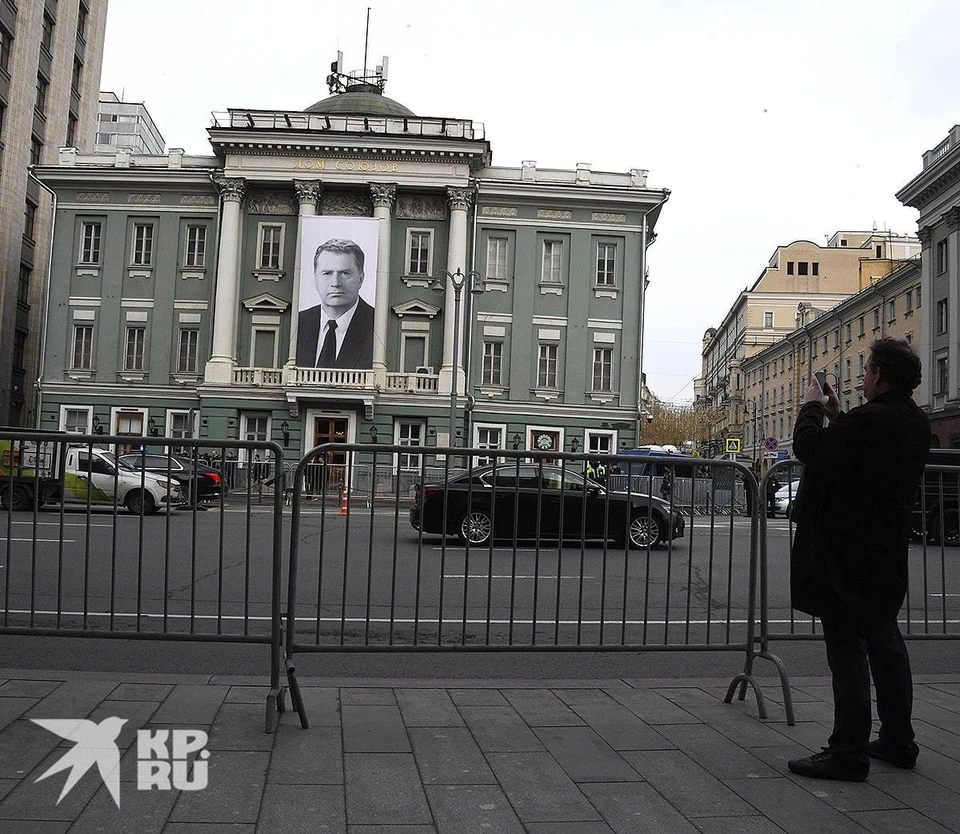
[31,718,209,807]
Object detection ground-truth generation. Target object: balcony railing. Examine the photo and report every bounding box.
[291,368,374,387]
[233,368,284,386]
[384,371,439,393]
[232,367,441,392]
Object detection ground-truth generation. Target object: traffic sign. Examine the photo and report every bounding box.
[724,438,741,454]
[764,436,778,451]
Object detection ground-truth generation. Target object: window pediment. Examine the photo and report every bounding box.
[242,293,289,313]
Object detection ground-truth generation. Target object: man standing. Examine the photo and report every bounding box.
[787,338,930,782]
[296,238,374,368]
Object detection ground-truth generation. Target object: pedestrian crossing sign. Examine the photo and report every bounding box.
[725,438,741,453]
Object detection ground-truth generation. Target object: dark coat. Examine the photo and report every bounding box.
[790,390,930,625]
[296,298,375,369]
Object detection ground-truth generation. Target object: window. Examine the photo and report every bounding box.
[72,325,93,369]
[36,74,49,114]
[258,224,283,269]
[937,356,949,394]
[77,3,89,39]
[18,264,31,306]
[845,358,851,381]
[13,330,26,370]
[917,286,922,307]
[63,408,90,434]
[887,300,896,322]
[936,239,948,274]
[185,225,207,267]
[177,329,199,374]
[812,262,819,276]
[482,341,502,386]
[858,316,865,337]
[763,311,774,328]
[537,344,558,388]
[905,331,913,345]
[822,335,828,354]
[905,290,913,313]
[786,261,794,275]
[858,353,865,377]
[798,261,809,276]
[873,308,880,330]
[41,13,55,53]
[24,202,37,240]
[596,243,616,286]
[115,411,145,441]
[833,328,840,348]
[66,113,77,147]
[168,411,192,440]
[396,421,424,471]
[475,426,503,467]
[486,237,508,281]
[124,326,145,371]
[30,136,43,166]
[80,222,102,263]
[844,323,851,342]
[133,223,154,266]
[541,240,562,283]
[937,299,949,334]
[407,231,430,275]
[72,57,83,94]
[592,348,613,391]
[0,25,12,71]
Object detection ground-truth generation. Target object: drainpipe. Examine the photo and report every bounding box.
[28,168,57,429]
[463,178,480,448]
[637,190,670,443]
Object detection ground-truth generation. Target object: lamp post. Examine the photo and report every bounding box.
[429,268,484,449]
[743,398,759,468]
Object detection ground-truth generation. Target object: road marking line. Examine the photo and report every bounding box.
[4,538,76,543]
[443,574,594,580]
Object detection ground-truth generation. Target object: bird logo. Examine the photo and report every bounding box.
[31,717,127,807]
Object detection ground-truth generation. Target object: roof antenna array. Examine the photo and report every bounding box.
[326,8,388,95]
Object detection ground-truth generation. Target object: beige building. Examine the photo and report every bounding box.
[0,0,108,425]
[897,126,960,449]
[737,259,922,462]
[694,231,920,455]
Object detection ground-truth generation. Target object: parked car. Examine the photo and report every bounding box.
[910,449,960,546]
[118,453,224,504]
[772,480,802,518]
[410,463,685,548]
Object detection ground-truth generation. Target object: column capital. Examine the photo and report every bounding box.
[370,183,397,209]
[918,225,933,244]
[446,186,474,213]
[293,179,322,209]
[213,175,247,204]
[946,208,960,230]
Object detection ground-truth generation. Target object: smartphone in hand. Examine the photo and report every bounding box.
[814,370,827,391]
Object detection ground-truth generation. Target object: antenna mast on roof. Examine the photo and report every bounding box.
[363,7,371,78]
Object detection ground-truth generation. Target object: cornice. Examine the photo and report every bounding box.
[896,147,960,208]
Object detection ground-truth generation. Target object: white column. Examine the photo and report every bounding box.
[370,183,397,386]
[918,226,933,407]
[205,176,246,384]
[439,186,474,395]
[287,180,322,367]
[949,210,960,405]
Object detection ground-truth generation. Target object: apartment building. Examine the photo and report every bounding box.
[0,0,107,425]
[94,91,164,154]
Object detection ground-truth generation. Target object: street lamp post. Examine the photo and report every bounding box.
[744,398,759,468]
[430,268,484,449]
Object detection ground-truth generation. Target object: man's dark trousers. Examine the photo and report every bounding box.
[820,613,916,765]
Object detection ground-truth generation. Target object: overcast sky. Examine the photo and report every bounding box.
[101,0,960,402]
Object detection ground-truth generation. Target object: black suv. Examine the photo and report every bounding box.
[911,449,960,546]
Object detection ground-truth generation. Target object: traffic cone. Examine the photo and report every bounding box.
[338,483,349,516]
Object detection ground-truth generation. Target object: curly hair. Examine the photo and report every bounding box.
[869,337,922,392]
[313,238,364,274]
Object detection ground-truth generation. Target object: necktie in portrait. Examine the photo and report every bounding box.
[317,320,337,367]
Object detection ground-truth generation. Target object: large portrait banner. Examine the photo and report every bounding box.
[296,216,380,369]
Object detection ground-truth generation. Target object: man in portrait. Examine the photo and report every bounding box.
[296,238,374,368]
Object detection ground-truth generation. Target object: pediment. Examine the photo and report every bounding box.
[242,292,290,312]
[392,299,441,319]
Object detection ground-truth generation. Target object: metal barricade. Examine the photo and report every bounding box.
[0,431,286,732]
[753,453,960,725]
[282,445,780,728]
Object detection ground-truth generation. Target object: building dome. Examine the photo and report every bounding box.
[305,84,416,118]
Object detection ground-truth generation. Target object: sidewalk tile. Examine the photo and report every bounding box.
[502,689,585,726]
[458,706,543,752]
[914,718,960,760]
[448,689,507,706]
[152,685,229,725]
[267,726,342,784]
[164,825,254,833]
[0,680,61,699]
[347,827,436,833]
[533,727,640,783]
[224,686,269,704]
[580,782,700,833]
[567,703,673,751]
[869,772,960,831]
[0,822,70,832]
[605,686,700,725]
[653,686,725,707]
[904,747,960,793]
[848,808,955,834]
[725,775,873,833]
[107,683,175,702]
[69,782,178,833]
[207,703,274,751]
[679,704,798,748]
[622,749,757,818]
[116,725,212,782]
[553,688,616,707]
[0,746,104,821]
[395,689,463,727]
[344,753,431,825]
[257,783,345,833]
[0,719,71,780]
[84,699,163,749]
[654,723,779,779]
[169,751,269,824]
[424,784,524,833]
[408,727,495,785]
[341,688,397,706]
[0,697,40,732]
[342,705,410,753]
[293,687,341,727]
[24,680,116,720]
[525,824,615,834]
[485,751,601,823]
[692,818,788,834]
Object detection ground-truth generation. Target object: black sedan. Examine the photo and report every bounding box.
[410,463,685,548]
[118,453,225,504]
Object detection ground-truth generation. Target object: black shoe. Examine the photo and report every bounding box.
[787,748,868,782]
[867,739,918,769]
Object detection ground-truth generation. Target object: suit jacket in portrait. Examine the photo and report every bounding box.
[296,298,375,369]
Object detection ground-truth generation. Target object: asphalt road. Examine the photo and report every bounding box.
[1,502,958,680]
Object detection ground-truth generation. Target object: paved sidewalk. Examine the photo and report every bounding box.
[0,669,958,833]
